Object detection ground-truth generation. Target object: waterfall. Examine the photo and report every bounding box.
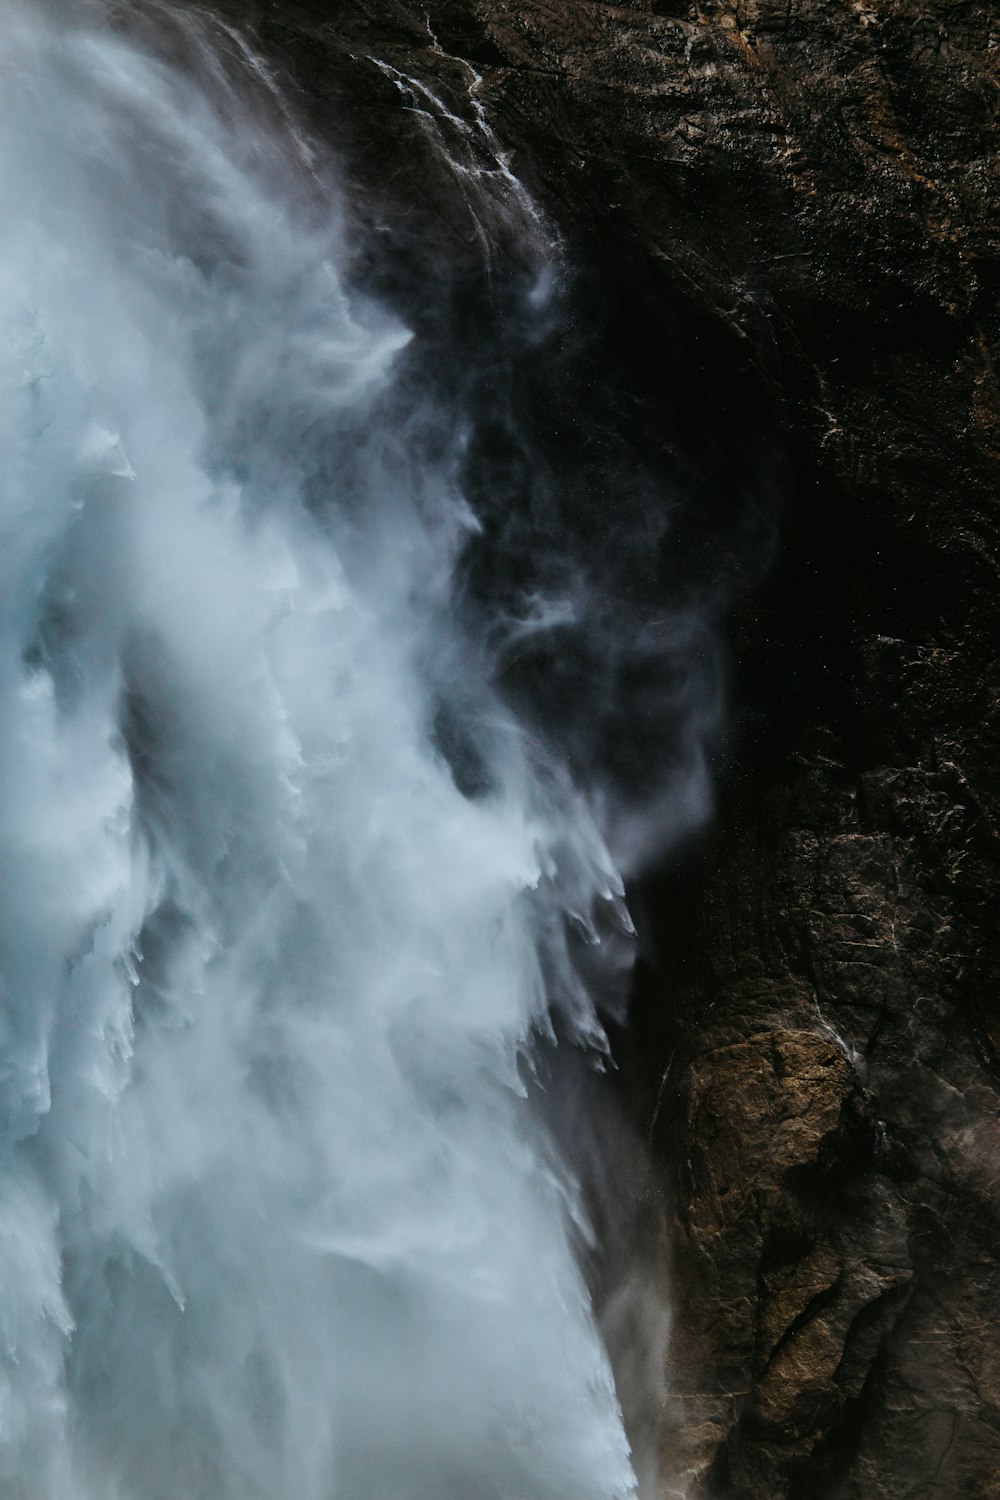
[0,4,642,1496]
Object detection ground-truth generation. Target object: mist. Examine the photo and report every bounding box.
[0,3,721,1496]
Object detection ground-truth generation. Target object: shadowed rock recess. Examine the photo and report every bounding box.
[186,2,999,1495]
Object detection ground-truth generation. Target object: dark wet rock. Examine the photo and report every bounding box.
[195,1,1000,1493]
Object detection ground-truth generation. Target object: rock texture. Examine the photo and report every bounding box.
[187,1,1000,1495]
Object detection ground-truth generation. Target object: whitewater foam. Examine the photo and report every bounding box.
[0,5,637,1497]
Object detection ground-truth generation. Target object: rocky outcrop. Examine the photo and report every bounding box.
[194,1,1000,1494]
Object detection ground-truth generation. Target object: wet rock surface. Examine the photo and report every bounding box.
[193,1,999,1494]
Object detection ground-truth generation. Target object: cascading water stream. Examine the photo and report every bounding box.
[0,4,646,1497]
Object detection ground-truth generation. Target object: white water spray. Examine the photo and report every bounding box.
[0,5,639,1497]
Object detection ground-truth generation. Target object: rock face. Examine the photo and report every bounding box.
[196,2,1000,1495]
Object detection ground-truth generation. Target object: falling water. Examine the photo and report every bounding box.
[0,3,643,1497]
